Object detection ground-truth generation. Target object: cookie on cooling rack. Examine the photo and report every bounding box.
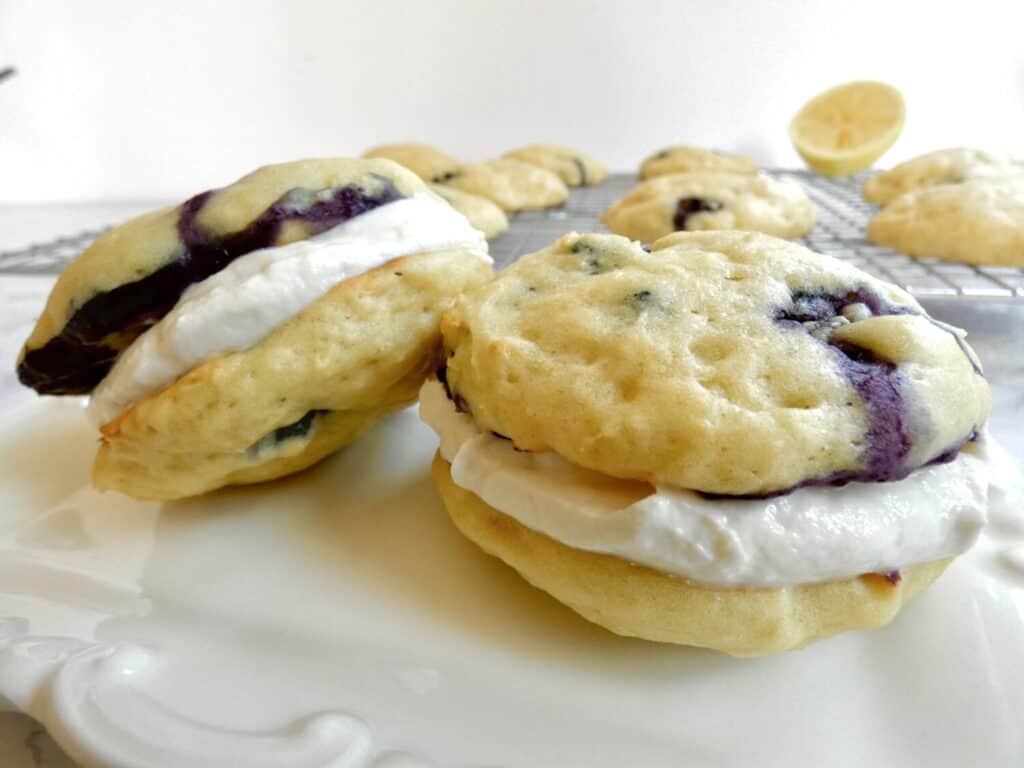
[868,177,1024,267]
[430,184,509,239]
[601,171,816,242]
[638,145,758,180]
[18,158,492,500]
[863,147,1023,206]
[421,230,996,655]
[502,144,609,187]
[363,143,461,183]
[441,158,569,212]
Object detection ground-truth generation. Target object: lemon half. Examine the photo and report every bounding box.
[790,81,905,177]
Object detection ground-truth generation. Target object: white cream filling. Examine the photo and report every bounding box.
[419,379,999,588]
[89,195,489,425]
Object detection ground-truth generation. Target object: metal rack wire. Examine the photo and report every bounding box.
[2,173,1022,300]
[491,171,1024,300]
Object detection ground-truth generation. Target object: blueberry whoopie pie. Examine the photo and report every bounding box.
[18,158,491,499]
[419,230,1005,656]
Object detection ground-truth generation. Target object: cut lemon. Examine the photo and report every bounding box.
[790,81,905,177]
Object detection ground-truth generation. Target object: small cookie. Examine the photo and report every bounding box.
[18,158,492,499]
[638,145,757,180]
[363,143,461,183]
[503,144,609,186]
[440,231,989,495]
[867,178,1024,267]
[430,184,509,239]
[601,171,816,242]
[863,147,1023,206]
[442,158,569,212]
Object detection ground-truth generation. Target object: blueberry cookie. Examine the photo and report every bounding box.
[430,184,509,239]
[601,171,816,242]
[868,178,1024,267]
[503,144,609,187]
[421,231,998,655]
[863,147,1023,206]
[638,145,758,180]
[363,143,461,183]
[442,158,569,211]
[18,158,492,499]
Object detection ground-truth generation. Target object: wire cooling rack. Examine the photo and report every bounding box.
[491,171,1024,300]
[2,173,1022,299]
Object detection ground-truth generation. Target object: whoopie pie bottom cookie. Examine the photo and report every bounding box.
[432,454,949,656]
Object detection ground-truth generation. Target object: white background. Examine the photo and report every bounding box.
[1,0,1023,203]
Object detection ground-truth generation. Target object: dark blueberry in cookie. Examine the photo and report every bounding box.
[560,155,587,186]
[19,179,403,395]
[432,170,461,183]
[248,409,328,455]
[572,240,622,275]
[626,289,657,314]
[673,197,724,231]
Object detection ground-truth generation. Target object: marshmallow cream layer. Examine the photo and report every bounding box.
[90,195,489,425]
[419,379,999,588]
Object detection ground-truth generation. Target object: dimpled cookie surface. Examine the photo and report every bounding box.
[443,158,569,211]
[503,144,609,186]
[862,147,1023,206]
[601,171,816,242]
[638,145,758,180]
[867,178,1024,267]
[362,143,461,183]
[440,231,990,495]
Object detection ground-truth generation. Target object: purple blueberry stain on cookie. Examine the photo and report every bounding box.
[772,286,983,490]
[884,570,902,585]
[19,178,404,395]
[673,197,724,231]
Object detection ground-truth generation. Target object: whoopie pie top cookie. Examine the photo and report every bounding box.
[19,158,430,396]
[503,144,609,187]
[638,145,758,180]
[601,171,816,242]
[439,231,990,495]
[363,143,461,183]
[863,147,1023,206]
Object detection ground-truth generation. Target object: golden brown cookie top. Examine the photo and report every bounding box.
[363,143,461,182]
[602,171,816,242]
[862,147,1022,205]
[503,144,609,186]
[638,145,758,179]
[440,231,990,495]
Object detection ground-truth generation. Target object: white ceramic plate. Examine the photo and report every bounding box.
[2,367,1023,767]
